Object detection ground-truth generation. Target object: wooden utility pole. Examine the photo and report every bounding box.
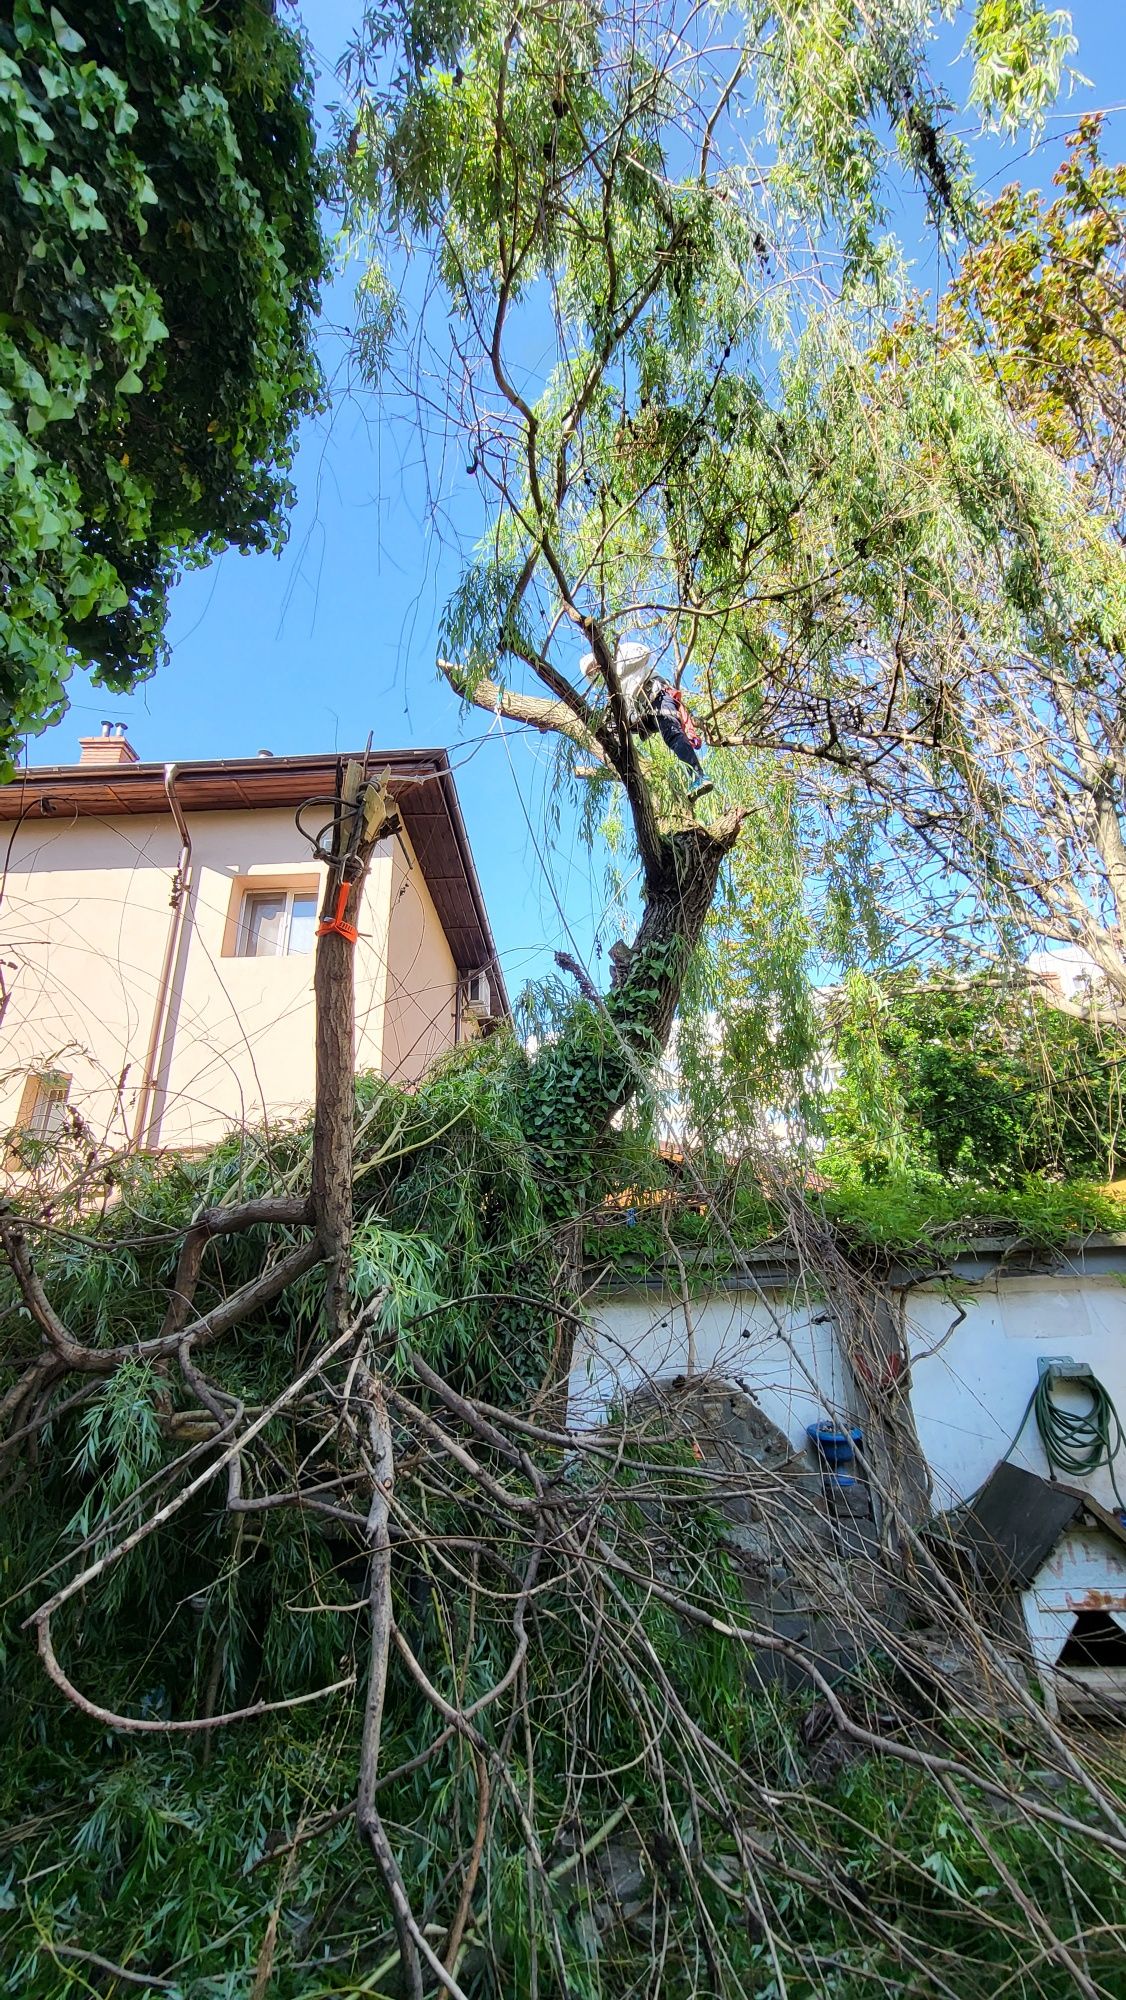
[311,762,399,1336]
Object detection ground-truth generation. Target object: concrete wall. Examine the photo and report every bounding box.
[569,1290,851,1457]
[906,1269,1126,1515]
[577,1259,1126,1516]
[0,805,455,1159]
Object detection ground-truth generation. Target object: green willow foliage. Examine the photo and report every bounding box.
[0,0,326,767]
[4,1050,1126,1996]
[678,118,1126,1020]
[339,0,1085,1064]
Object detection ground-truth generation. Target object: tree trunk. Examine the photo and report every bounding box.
[516,811,746,1190]
[836,1284,933,1546]
[761,1188,933,1558]
[313,916,358,1338]
[606,812,747,1065]
[311,769,399,1337]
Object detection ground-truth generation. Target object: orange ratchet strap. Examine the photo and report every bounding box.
[316,880,359,944]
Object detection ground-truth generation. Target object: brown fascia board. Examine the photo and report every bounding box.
[1,747,510,1019]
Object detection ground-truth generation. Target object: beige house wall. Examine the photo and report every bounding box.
[379,833,462,1084]
[0,804,460,1160]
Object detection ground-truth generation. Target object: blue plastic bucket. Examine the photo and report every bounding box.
[806,1422,864,1468]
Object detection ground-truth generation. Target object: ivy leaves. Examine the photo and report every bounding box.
[0,0,326,768]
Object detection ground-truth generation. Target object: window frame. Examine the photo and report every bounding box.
[5,1070,72,1169]
[236,885,319,960]
[28,1072,70,1136]
[28,1072,71,1139]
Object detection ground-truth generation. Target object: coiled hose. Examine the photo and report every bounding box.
[1024,1368,1126,1512]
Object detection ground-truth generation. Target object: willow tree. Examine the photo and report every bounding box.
[340,0,1080,1121]
[865,118,1126,1016]
[669,119,1126,1031]
[11,10,1126,2000]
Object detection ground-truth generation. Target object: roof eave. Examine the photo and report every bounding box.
[2,747,510,1020]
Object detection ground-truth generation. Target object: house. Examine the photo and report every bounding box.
[0,729,508,1163]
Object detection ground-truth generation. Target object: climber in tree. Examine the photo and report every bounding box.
[644,676,713,798]
[579,644,713,799]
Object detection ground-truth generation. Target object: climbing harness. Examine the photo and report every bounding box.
[671,685,702,749]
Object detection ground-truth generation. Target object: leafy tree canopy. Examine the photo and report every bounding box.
[339,0,1105,1124]
[944,113,1126,516]
[0,0,326,769]
[679,118,1126,1050]
[823,969,1126,1185]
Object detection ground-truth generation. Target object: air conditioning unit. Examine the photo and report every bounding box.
[463,970,492,1022]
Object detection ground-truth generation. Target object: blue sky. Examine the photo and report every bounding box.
[33,1,1126,998]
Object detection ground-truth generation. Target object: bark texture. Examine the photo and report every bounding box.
[517,812,747,1191]
[311,771,395,1335]
[313,914,358,1338]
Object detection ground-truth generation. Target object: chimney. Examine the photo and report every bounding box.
[78,721,140,767]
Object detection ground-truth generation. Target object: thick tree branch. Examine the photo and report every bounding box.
[159,1195,313,1340]
[0,1218,323,1389]
[440,659,603,757]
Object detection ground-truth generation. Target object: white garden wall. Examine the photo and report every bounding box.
[574,1242,1126,1516]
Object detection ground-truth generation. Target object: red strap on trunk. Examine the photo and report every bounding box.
[316,881,358,944]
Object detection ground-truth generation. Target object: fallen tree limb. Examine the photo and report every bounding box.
[158,1194,314,1339]
[25,1324,357,1627]
[50,1946,176,1993]
[0,1218,322,1382]
[35,1616,354,1736]
[356,1358,424,2000]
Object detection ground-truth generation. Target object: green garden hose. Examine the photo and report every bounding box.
[1025,1368,1126,1513]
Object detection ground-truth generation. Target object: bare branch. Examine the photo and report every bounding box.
[439,658,604,758]
[355,1360,423,2000]
[35,1615,354,1736]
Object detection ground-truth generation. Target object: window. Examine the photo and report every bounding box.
[238,888,318,958]
[6,1072,71,1168]
[27,1072,71,1139]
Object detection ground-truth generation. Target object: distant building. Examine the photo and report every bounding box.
[0,731,507,1164]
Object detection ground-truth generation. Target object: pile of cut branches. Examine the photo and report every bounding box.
[3,1050,1125,2000]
